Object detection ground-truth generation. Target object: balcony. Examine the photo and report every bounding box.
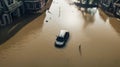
[7,1,23,12]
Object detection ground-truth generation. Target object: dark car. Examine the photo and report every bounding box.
[55,30,69,47]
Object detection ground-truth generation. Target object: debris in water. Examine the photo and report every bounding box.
[46,20,48,22]
[79,44,82,56]
[48,10,52,14]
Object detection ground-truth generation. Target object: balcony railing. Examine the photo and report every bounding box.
[7,1,23,12]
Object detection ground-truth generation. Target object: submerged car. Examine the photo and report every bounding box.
[55,30,69,47]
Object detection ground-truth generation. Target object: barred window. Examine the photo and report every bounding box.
[36,2,40,9]
[29,3,34,9]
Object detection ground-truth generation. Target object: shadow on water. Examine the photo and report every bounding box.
[0,13,44,45]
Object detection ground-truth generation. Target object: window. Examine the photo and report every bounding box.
[26,3,35,10]
[29,3,34,9]
[7,0,14,5]
[36,2,40,9]
[0,1,1,7]
[5,15,9,24]
[0,1,3,7]
[0,19,4,25]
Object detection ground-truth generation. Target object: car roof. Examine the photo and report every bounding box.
[58,30,68,37]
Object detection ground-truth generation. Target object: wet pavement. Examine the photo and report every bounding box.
[0,0,120,67]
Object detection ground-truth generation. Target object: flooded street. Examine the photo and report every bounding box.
[0,0,120,67]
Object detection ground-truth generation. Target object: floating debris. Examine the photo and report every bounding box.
[79,44,82,56]
[46,20,48,22]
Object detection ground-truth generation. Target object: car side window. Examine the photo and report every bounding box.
[65,33,67,38]
[66,33,69,37]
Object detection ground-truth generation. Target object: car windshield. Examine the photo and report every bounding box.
[56,37,64,42]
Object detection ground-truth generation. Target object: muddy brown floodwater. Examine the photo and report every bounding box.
[0,0,120,67]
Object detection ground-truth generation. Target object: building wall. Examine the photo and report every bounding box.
[0,1,5,27]
[0,0,24,27]
[99,0,120,18]
[0,0,47,27]
[113,0,120,17]
[24,0,45,12]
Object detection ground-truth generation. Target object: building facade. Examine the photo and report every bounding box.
[113,0,120,17]
[0,0,24,27]
[99,0,120,18]
[0,0,6,26]
[99,0,115,12]
[0,1,4,26]
[23,0,45,12]
[0,0,47,27]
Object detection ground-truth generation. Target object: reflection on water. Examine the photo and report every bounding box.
[99,9,120,35]
[81,7,97,29]
[99,9,109,23]
[109,18,120,35]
